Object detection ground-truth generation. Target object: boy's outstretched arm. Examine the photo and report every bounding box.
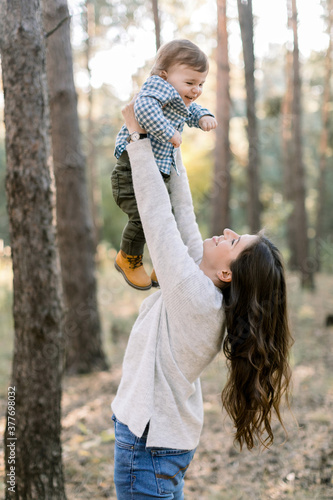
[198,115,218,131]
[186,102,217,129]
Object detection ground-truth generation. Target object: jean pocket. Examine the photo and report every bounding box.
[151,448,196,495]
[113,416,137,450]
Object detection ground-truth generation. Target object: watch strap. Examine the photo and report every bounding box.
[127,133,148,143]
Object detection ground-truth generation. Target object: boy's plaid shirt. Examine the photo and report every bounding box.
[114,75,214,175]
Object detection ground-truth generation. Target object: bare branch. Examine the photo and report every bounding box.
[45,15,71,38]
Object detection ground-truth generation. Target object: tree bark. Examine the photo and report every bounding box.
[237,0,261,233]
[42,0,108,373]
[211,0,231,235]
[85,0,103,249]
[152,0,161,50]
[0,0,67,497]
[315,0,332,269]
[281,48,298,269]
[288,0,314,287]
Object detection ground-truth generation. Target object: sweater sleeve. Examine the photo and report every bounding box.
[169,149,203,264]
[126,139,201,293]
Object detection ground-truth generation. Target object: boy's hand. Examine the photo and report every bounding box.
[199,115,218,131]
[169,130,182,148]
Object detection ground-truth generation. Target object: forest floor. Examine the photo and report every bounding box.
[0,256,333,499]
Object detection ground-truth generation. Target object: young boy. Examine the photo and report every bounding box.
[112,39,217,290]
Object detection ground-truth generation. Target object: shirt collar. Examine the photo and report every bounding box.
[150,75,189,117]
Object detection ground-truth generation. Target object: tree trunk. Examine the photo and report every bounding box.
[152,0,161,50]
[281,48,298,269]
[211,0,231,235]
[315,0,332,269]
[0,1,67,498]
[237,0,260,233]
[42,0,108,373]
[85,0,103,249]
[289,0,314,287]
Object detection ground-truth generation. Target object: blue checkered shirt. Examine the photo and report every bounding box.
[114,75,214,175]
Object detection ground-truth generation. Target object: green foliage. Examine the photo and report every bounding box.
[77,0,144,46]
[78,85,127,248]
[264,96,282,118]
[89,40,333,261]
[100,179,127,249]
[181,127,214,238]
[1,1,332,273]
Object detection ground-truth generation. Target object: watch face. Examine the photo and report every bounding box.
[130,132,140,142]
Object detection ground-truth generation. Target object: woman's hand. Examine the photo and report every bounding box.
[122,96,146,134]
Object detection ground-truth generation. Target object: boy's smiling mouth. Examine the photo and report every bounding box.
[184,95,196,104]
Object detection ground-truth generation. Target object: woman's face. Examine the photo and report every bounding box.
[201,228,258,283]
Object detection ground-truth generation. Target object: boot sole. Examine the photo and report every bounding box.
[114,261,152,291]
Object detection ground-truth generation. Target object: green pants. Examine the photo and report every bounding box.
[111,151,170,256]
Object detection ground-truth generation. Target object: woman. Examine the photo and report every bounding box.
[111,101,293,499]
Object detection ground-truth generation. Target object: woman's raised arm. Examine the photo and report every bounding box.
[122,98,203,265]
[169,150,203,264]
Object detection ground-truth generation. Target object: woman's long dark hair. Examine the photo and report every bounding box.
[220,233,293,450]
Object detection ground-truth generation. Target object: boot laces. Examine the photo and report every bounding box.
[127,255,143,270]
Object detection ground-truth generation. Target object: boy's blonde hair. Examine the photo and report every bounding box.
[150,39,209,76]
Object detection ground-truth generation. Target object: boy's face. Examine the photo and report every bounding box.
[160,64,208,107]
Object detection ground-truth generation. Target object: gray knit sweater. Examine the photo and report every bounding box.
[111,140,224,450]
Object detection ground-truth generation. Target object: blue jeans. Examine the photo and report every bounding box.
[112,415,196,499]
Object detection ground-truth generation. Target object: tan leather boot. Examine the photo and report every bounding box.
[151,269,159,288]
[115,250,152,290]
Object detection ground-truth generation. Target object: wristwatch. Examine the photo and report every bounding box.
[127,132,147,143]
